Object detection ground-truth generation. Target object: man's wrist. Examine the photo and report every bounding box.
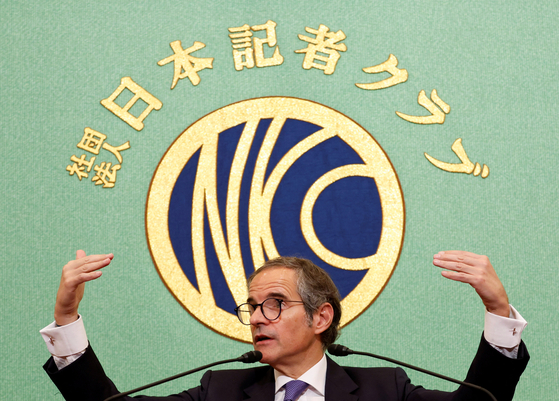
[486,304,510,318]
[54,311,79,327]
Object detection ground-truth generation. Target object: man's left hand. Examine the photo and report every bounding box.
[433,251,510,317]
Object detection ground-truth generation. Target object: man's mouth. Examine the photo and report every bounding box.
[254,334,273,344]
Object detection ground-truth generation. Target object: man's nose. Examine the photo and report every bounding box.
[249,305,269,326]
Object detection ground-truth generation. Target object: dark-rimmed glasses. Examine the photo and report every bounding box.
[234,298,305,325]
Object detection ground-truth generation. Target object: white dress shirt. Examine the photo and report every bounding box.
[274,355,327,401]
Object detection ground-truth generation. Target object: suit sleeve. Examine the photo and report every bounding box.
[399,334,529,401]
[43,344,201,401]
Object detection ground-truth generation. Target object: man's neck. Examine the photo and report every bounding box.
[272,349,325,379]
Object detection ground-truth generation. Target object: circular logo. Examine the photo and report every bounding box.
[146,97,405,342]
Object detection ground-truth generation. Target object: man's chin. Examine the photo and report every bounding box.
[257,352,278,366]
[253,343,275,364]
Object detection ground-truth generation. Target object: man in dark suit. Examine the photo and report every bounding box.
[42,251,529,400]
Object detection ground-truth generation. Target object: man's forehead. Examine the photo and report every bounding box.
[248,266,299,299]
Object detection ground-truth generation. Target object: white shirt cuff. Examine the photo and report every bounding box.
[40,315,88,357]
[484,305,527,348]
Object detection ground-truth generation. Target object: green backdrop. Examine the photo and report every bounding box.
[1,1,557,399]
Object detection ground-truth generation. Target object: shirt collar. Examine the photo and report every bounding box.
[274,354,327,397]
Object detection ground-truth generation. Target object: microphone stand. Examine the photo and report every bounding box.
[104,351,262,401]
[328,344,496,401]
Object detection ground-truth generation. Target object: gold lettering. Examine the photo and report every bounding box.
[424,138,489,178]
[295,24,347,75]
[101,77,162,131]
[396,89,450,124]
[356,54,408,90]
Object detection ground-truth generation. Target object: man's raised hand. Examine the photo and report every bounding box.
[54,250,113,326]
[433,251,510,317]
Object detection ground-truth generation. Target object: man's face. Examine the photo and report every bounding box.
[248,267,322,374]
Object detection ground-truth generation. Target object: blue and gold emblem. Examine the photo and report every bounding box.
[146,97,404,342]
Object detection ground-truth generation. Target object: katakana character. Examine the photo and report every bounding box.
[356,54,408,90]
[396,89,450,124]
[92,162,121,188]
[295,24,347,75]
[77,128,107,155]
[101,77,162,131]
[425,138,489,178]
[157,41,214,89]
[66,154,96,181]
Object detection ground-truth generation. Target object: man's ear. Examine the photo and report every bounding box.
[313,303,334,335]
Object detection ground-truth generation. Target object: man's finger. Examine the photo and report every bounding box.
[76,270,104,284]
[434,251,480,266]
[433,257,476,274]
[68,253,114,270]
[441,270,474,284]
[437,250,481,259]
[80,257,112,272]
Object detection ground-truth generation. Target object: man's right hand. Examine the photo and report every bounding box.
[54,250,113,326]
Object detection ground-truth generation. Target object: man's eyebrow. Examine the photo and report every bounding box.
[246,291,289,303]
[267,291,288,299]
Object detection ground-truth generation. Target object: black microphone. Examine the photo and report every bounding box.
[328,344,496,401]
[236,350,263,363]
[104,350,262,401]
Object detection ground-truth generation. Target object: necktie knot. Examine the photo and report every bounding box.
[283,380,309,401]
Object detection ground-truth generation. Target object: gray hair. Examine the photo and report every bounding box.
[247,256,342,349]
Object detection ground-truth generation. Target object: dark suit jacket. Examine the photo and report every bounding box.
[44,335,529,401]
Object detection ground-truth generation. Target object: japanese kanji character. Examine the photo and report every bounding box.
[396,89,450,124]
[66,154,96,180]
[92,162,121,188]
[295,24,347,75]
[251,20,283,68]
[77,128,107,155]
[424,138,489,178]
[228,20,283,70]
[356,54,408,90]
[102,141,130,164]
[228,24,255,70]
[76,128,130,163]
[157,41,214,88]
[101,77,162,131]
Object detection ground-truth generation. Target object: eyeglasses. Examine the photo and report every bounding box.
[234,298,305,325]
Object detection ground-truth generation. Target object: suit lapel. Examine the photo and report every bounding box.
[242,366,275,401]
[324,356,359,401]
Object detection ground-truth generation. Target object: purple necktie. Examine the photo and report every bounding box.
[283,380,309,401]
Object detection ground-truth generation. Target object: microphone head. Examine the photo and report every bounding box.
[238,350,263,363]
[327,344,353,357]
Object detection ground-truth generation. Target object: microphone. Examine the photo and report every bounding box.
[236,350,263,363]
[104,350,262,401]
[327,344,496,401]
